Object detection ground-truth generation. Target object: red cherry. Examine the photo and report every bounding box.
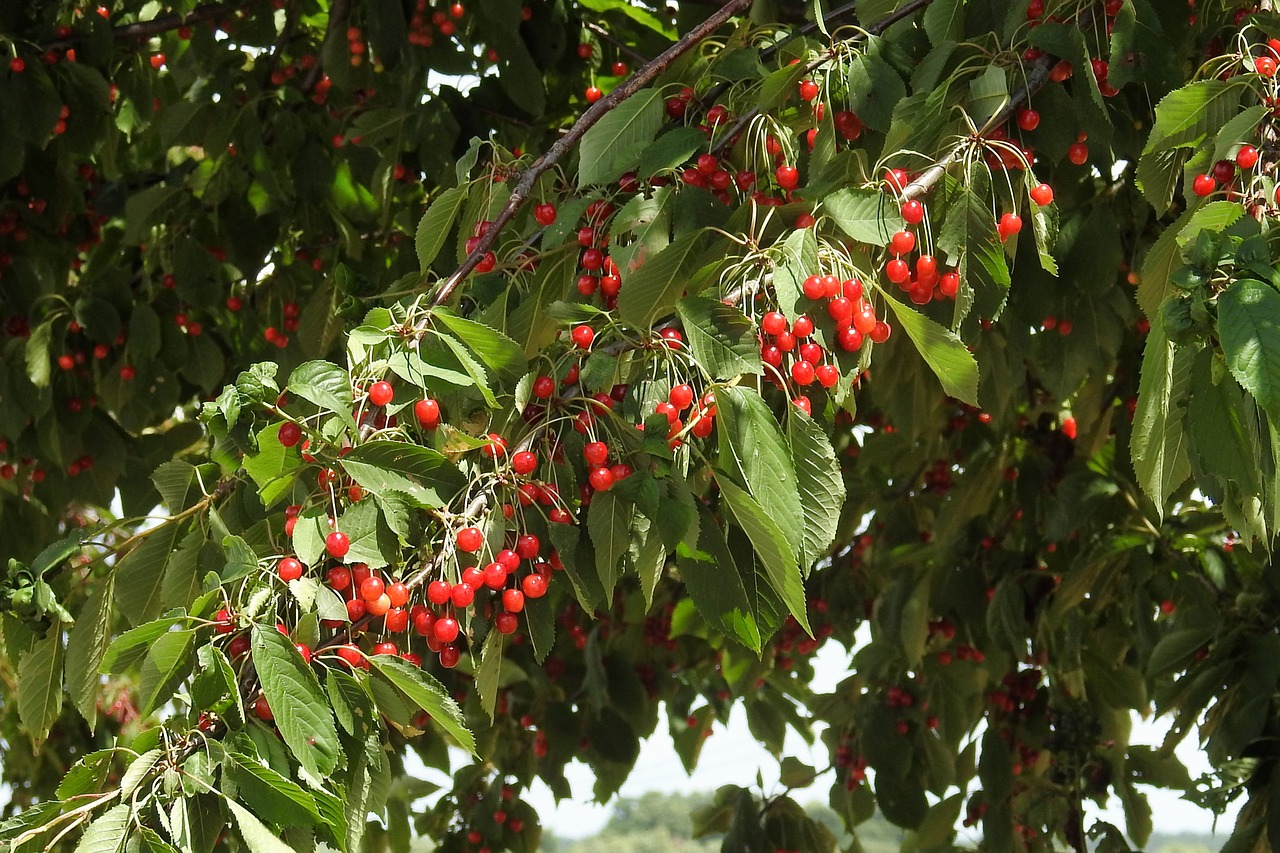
[326,531,350,560]
[8,57,25,74]
[901,199,924,224]
[360,576,385,602]
[870,320,892,344]
[589,466,616,491]
[278,557,303,582]
[368,381,393,406]
[669,384,694,411]
[889,230,915,255]
[584,441,609,466]
[998,213,1023,240]
[533,203,557,226]
[798,79,819,101]
[1029,183,1054,205]
[791,360,815,385]
[572,325,595,349]
[427,580,452,605]
[1016,108,1039,131]
[585,86,603,103]
[1237,145,1260,170]
[1067,142,1088,165]
[1191,174,1215,197]
[885,258,909,284]
[577,42,593,59]
[502,588,526,613]
[296,644,312,664]
[278,421,302,447]
[611,61,628,76]
[775,165,799,189]
[816,364,840,388]
[761,311,788,335]
[532,375,555,398]
[457,526,484,552]
[512,451,537,476]
[434,616,460,643]
[1258,55,1278,77]
[254,695,273,721]
[213,609,234,634]
[414,398,441,429]
[327,566,351,590]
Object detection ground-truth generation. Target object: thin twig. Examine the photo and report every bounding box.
[426,0,754,311]
[584,21,649,67]
[42,1,261,51]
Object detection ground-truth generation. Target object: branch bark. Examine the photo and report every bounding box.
[426,0,754,310]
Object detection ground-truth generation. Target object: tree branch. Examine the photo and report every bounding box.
[583,21,649,67]
[901,10,1093,201]
[426,0,754,310]
[42,1,262,51]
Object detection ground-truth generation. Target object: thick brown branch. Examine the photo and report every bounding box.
[42,1,261,51]
[427,0,754,310]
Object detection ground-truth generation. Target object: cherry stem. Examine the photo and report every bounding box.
[427,0,754,311]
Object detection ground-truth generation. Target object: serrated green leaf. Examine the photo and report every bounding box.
[72,803,131,853]
[677,506,763,653]
[936,187,1011,320]
[225,752,324,828]
[616,230,709,329]
[475,629,504,723]
[25,320,52,389]
[1219,279,1280,423]
[251,626,340,783]
[416,186,467,272]
[227,799,295,853]
[636,127,705,177]
[432,308,527,381]
[287,361,355,431]
[786,409,845,572]
[137,630,194,717]
[881,296,979,405]
[65,574,114,728]
[967,65,1007,128]
[588,490,633,596]
[1131,309,1194,517]
[716,386,803,557]
[367,655,475,753]
[824,187,904,246]
[114,522,182,627]
[578,89,664,186]
[17,626,63,745]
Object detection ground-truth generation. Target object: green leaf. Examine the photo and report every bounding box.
[923,0,964,46]
[227,799,296,853]
[637,127,705,177]
[577,0,676,37]
[824,188,905,246]
[119,749,161,798]
[715,386,803,557]
[101,617,184,674]
[431,308,528,381]
[881,295,980,405]
[616,230,708,329]
[714,476,810,635]
[588,490,633,596]
[73,803,131,853]
[114,523,183,627]
[578,89,664,186]
[367,655,476,754]
[416,186,467,272]
[65,574,114,728]
[936,186,1010,321]
[846,53,905,132]
[1218,279,1280,423]
[1139,80,1244,212]
[341,441,463,509]
[225,752,324,828]
[786,409,845,571]
[17,626,64,745]
[1131,310,1194,516]
[675,297,762,380]
[137,630,195,716]
[25,320,52,389]
[967,64,1008,129]
[1137,206,1195,319]
[475,628,504,723]
[772,226,819,318]
[251,626,340,783]
[287,361,355,431]
[677,507,763,653]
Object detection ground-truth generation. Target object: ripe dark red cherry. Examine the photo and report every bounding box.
[368,380,393,406]
[611,61,628,76]
[1016,108,1039,131]
[278,421,302,447]
[360,576,385,602]
[434,616,460,643]
[1067,142,1088,165]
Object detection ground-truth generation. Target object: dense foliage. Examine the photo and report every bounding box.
[3,0,1280,851]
